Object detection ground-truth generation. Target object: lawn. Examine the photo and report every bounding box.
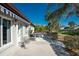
[58,30,79,36]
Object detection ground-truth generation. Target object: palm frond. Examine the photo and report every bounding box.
[46,4,69,20]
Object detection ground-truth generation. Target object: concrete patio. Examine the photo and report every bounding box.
[0,38,57,56]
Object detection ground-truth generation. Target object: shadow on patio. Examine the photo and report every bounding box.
[43,32,70,56]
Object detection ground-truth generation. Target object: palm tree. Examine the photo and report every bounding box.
[45,3,79,31]
[46,4,79,20]
[46,17,59,32]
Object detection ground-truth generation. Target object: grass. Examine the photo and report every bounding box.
[62,32,79,36]
[58,30,79,36]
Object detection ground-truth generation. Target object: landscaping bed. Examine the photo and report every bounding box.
[58,34,79,55]
[50,32,79,56]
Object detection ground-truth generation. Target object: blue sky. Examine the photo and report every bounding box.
[13,3,79,26]
[60,15,79,27]
[13,3,48,25]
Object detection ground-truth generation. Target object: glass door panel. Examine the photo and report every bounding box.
[3,19,11,45]
[7,20,11,43]
[3,19,7,45]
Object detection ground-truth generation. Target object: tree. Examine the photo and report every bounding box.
[47,18,59,32]
[35,25,49,32]
[46,4,79,20]
[64,27,70,29]
[68,21,76,28]
[45,4,79,32]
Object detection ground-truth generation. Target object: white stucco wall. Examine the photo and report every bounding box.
[30,26,34,34]
[0,13,14,52]
[0,13,30,49]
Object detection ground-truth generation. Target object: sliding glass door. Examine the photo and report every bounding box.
[3,19,11,45]
[0,17,11,48]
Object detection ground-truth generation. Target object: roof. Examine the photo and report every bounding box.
[0,3,34,26]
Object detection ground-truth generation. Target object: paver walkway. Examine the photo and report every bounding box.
[0,38,57,56]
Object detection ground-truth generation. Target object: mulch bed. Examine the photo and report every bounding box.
[65,47,79,56]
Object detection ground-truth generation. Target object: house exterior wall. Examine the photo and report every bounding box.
[0,4,31,52]
[0,13,13,53]
[29,25,35,34]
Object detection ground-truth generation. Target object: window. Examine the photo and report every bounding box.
[14,14,16,19]
[10,12,12,17]
[12,13,13,18]
[15,15,17,19]
[8,11,10,16]
[18,22,23,37]
[1,7,4,13]
[13,14,15,18]
[6,10,9,15]
[18,22,23,30]
[4,9,6,14]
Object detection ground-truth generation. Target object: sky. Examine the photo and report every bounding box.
[13,3,79,27]
[13,3,48,26]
